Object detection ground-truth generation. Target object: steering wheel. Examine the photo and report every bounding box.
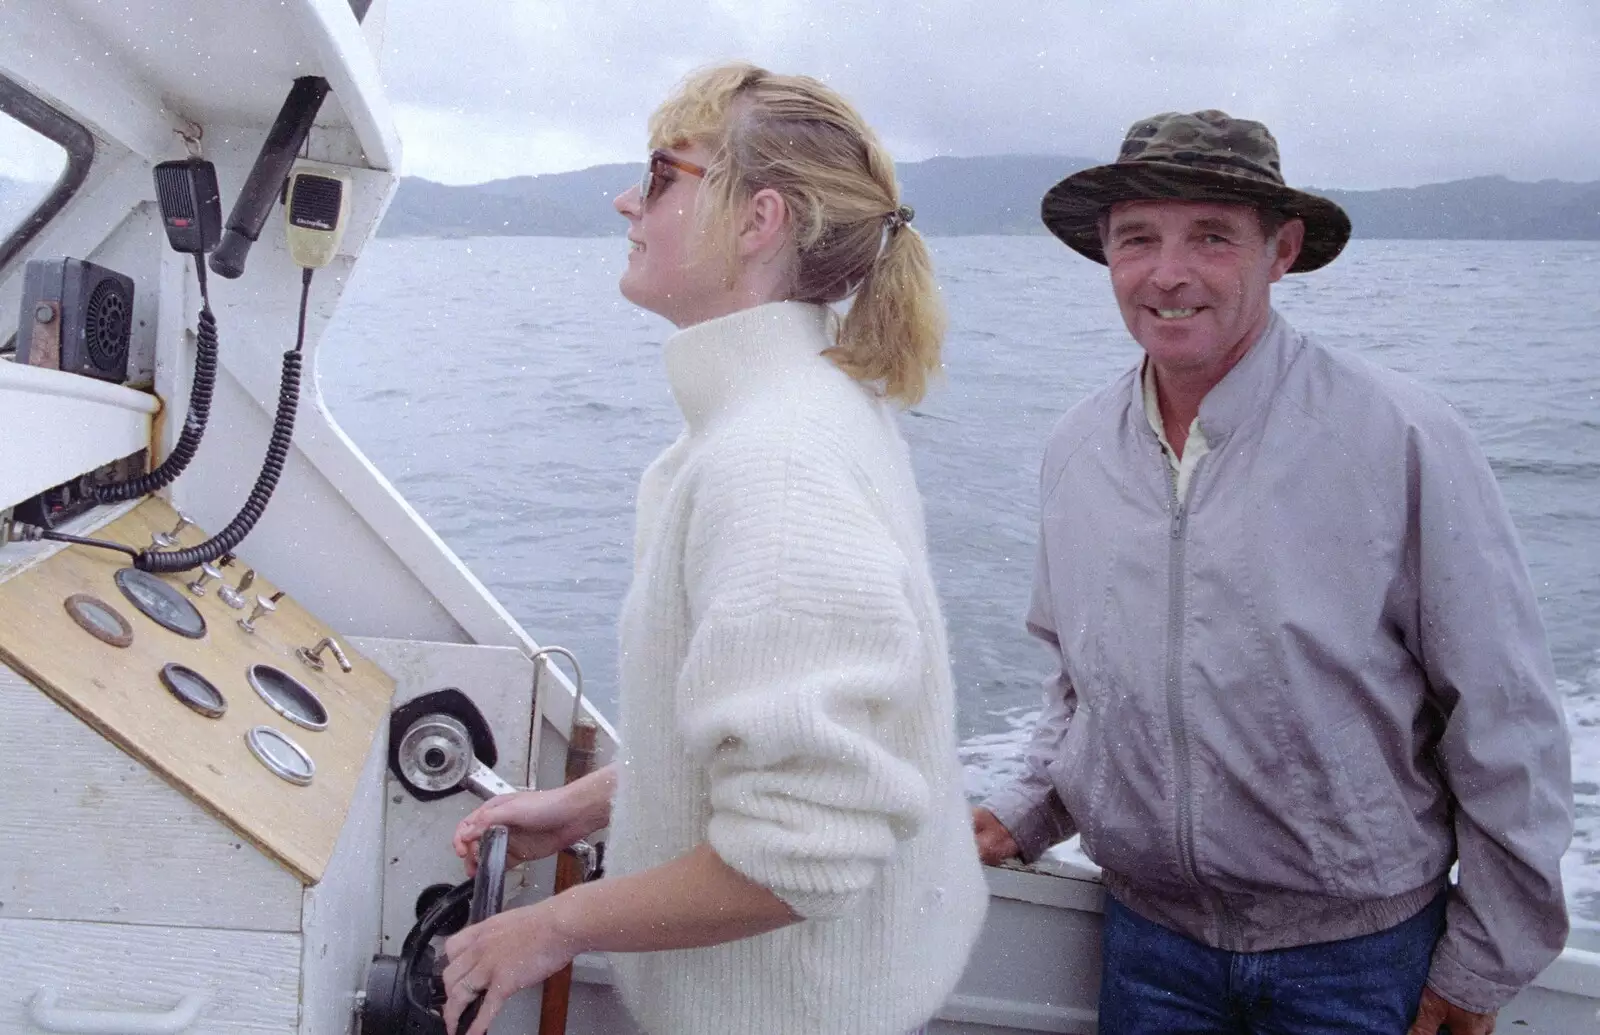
[453,824,508,1029]
[360,825,509,1034]
[424,824,507,1029]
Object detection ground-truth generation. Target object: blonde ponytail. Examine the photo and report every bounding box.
[830,221,945,405]
[650,62,945,406]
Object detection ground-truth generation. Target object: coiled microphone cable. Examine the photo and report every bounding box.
[27,161,347,572]
[96,260,219,504]
[134,267,313,573]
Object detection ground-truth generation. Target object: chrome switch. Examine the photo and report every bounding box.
[150,513,193,549]
[218,568,255,610]
[186,561,222,597]
[237,591,282,634]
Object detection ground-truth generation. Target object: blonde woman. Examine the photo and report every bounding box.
[443,62,987,1035]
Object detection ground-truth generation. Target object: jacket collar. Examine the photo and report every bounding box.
[663,301,836,433]
[1127,309,1301,447]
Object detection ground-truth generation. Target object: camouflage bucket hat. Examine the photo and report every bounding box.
[1041,110,1352,273]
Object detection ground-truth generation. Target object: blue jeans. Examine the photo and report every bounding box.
[1098,892,1447,1034]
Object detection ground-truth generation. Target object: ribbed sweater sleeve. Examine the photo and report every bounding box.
[674,433,933,919]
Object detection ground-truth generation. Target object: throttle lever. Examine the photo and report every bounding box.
[462,759,516,800]
[394,710,600,881]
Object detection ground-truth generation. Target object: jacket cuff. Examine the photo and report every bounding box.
[1426,947,1524,1015]
[982,785,1076,864]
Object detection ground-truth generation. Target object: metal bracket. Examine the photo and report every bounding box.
[175,120,204,159]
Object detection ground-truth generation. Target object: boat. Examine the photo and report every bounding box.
[1,2,1596,1032]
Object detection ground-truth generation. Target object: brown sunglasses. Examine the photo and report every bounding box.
[640,149,706,208]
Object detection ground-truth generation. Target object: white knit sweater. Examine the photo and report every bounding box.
[605,302,987,1035]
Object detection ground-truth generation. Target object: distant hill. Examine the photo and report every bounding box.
[377,156,1091,239]
[378,163,640,238]
[381,158,1600,241]
[879,155,1095,236]
[11,164,1600,243]
[1320,176,1600,240]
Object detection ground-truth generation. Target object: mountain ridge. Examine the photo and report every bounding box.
[6,160,1599,241]
[375,157,1600,240]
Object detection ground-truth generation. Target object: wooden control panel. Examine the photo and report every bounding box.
[0,498,394,883]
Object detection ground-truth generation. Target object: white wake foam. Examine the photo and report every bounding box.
[1559,663,1600,934]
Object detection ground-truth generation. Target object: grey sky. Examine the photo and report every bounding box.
[380,0,1600,190]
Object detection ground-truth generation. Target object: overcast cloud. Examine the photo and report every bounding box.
[380,0,1600,190]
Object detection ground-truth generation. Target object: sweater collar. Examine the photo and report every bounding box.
[663,301,837,432]
[1126,309,1302,446]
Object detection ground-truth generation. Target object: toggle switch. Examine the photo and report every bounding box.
[150,513,193,549]
[186,561,222,597]
[218,568,255,610]
[237,590,283,634]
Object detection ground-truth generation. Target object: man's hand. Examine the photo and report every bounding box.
[1407,986,1495,1035]
[973,807,1021,865]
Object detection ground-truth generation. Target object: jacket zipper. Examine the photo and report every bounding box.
[1162,451,1242,948]
[1163,469,1199,890]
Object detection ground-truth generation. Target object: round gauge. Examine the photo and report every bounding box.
[245,725,315,786]
[114,567,206,639]
[160,663,227,718]
[247,664,329,731]
[62,594,134,648]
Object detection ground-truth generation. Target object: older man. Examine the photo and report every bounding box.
[974,111,1573,1035]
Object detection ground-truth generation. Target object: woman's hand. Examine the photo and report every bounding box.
[440,841,797,1034]
[440,901,576,1035]
[453,764,616,876]
[453,790,579,877]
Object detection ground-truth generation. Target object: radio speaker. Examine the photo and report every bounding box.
[16,257,135,384]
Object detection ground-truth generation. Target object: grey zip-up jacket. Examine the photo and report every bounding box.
[985,312,1573,1013]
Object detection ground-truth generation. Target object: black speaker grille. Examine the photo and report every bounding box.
[154,166,196,220]
[83,277,131,371]
[289,175,342,229]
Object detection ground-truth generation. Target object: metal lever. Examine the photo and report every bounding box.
[297,636,352,673]
[237,591,282,634]
[394,711,602,880]
[185,561,222,597]
[150,513,192,549]
[218,567,254,609]
[461,759,517,798]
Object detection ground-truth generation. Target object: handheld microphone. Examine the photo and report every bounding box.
[152,158,222,255]
[284,163,352,269]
